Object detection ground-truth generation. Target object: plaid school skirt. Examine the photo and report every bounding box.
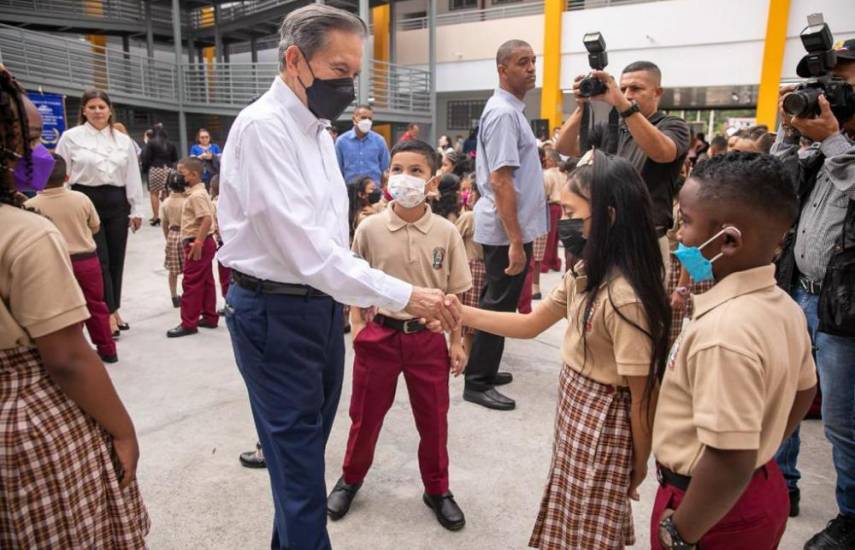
[0,346,150,548]
[164,226,184,275]
[462,259,486,335]
[533,234,547,262]
[529,366,634,550]
[148,166,170,194]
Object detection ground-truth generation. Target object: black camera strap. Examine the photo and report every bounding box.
[580,102,592,153]
[605,107,620,155]
[579,103,620,155]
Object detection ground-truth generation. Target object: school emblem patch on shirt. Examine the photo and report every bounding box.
[432,247,446,270]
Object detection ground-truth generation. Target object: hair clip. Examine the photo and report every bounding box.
[577,149,595,167]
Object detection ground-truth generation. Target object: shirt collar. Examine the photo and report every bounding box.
[386,202,434,234]
[271,76,323,136]
[495,87,526,113]
[39,186,67,196]
[692,265,777,319]
[187,182,206,194]
[84,121,111,136]
[348,128,370,141]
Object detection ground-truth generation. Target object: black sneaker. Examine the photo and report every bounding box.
[805,514,855,550]
[172,296,181,308]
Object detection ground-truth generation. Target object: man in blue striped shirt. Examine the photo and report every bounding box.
[335,104,390,185]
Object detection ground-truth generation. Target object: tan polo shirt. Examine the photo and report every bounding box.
[159,192,186,230]
[25,187,100,255]
[180,183,215,240]
[543,167,564,204]
[352,202,472,320]
[652,265,817,475]
[0,206,88,350]
[543,263,653,386]
[454,210,483,263]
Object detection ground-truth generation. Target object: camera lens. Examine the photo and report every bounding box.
[783,87,821,117]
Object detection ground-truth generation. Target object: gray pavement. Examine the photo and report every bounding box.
[110,223,836,549]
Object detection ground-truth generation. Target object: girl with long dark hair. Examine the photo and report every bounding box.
[347,176,381,238]
[433,173,461,223]
[461,150,670,549]
[139,123,178,226]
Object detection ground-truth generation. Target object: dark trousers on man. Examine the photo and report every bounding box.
[180,236,218,330]
[541,203,562,273]
[72,184,130,313]
[225,285,344,550]
[464,242,533,391]
[342,322,451,495]
[71,252,116,357]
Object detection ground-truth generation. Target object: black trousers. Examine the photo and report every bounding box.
[464,242,532,391]
[72,185,130,313]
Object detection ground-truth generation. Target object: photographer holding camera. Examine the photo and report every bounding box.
[556,57,689,275]
[772,32,855,550]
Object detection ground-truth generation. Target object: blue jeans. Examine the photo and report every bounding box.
[774,288,855,516]
[225,285,345,550]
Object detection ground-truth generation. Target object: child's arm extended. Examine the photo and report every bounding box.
[461,300,564,339]
[448,319,466,376]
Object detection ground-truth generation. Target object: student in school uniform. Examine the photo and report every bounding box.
[455,186,484,355]
[209,175,230,302]
[166,157,218,337]
[25,154,118,363]
[459,150,671,549]
[159,172,187,308]
[531,147,565,300]
[650,152,818,550]
[326,140,472,531]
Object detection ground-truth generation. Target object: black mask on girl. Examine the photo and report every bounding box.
[366,189,382,204]
[559,218,587,257]
[297,49,355,122]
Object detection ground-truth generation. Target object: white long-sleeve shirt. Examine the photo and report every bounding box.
[55,122,145,219]
[217,77,412,311]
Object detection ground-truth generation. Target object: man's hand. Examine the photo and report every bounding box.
[405,287,461,332]
[570,74,589,106]
[791,95,840,142]
[187,241,203,261]
[505,241,526,276]
[129,217,142,233]
[589,71,631,111]
[449,342,467,377]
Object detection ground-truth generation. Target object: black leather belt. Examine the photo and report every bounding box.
[657,463,767,492]
[232,270,328,298]
[70,251,98,261]
[799,276,822,295]
[373,314,426,334]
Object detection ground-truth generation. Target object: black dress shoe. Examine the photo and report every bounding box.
[789,488,800,518]
[239,443,266,469]
[805,514,855,550]
[423,492,465,531]
[117,322,130,331]
[172,296,181,308]
[149,218,161,226]
[112,330,121,340]
[463,387,515,411]
[532,292,542,300]
[493,372,513,386]
[166,325,198,338]
[98,352,118,364]
[198,318,218,329]
[327,476,362,520]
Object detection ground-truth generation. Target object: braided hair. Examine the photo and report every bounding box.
[0,67,31,208]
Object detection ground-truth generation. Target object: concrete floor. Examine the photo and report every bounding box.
[108,223,836,549]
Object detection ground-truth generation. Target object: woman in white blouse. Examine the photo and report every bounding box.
[56,89,144,336]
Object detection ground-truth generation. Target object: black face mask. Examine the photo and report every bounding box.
[297,49,355,122]
[366,189,382,204]
[559,218,587,258]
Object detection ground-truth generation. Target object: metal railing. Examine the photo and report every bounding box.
[0,0,178,27]
[398,1,544,31]
[182,61,277,107]
[565,0,671,10]
[368,61,431,113]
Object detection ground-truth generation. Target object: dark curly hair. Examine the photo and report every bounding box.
[433,174,460,220]
[0,68,31,207]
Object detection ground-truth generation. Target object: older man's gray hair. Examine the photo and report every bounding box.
[278,5,368,71]
[496,39,532,66]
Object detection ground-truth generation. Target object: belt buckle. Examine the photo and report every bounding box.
[402,319,421,334]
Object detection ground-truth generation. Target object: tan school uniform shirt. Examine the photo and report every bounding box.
[543,167,564,204]
[652,265,817,476]
[24,187,100,255]
[159,191,186,230]
[180,183,215,240]
[542,263,654,387]
[0,206,88,350]
[352,202,473,321]
[454,210,483,263]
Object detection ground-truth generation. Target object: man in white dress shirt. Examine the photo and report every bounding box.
[217,6,459,549]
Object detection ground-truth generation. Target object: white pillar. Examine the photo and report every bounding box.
[171,0,187,153]
[358,0,370,108]
[428,0,437,145]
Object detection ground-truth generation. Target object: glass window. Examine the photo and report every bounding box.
[447,100,486,130]
[449,0,477,11]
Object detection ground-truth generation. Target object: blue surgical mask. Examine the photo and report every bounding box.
[673,227,741,283]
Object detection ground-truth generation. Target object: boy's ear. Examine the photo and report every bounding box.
[720,226,743,256]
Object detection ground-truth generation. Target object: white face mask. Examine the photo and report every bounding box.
[356,118,372,134]
[388,173,427,208]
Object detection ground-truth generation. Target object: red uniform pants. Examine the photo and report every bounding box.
[650,460,789,550]
[217,261,231,299]
[342,321,451,495]
[181,236,218,330]
[71,254,116,357]
[541,203,562,273]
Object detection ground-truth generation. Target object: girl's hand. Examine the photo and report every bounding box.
[449,343,468,376]
[628,460,648,501]
[112,433,140,489]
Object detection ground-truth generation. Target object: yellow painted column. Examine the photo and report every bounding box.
[540,0,564,134]
[84,0,107,89]
[372,5,390,110]
[755,0,791,128]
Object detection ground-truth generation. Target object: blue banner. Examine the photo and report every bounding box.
[27,92,66,150]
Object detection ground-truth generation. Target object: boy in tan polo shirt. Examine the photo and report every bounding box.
[651,152,817,550]
[167,157,217,338]
[327,140,472,531]
[25,154,117,363]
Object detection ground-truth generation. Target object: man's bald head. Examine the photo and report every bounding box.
[496,39,532,67]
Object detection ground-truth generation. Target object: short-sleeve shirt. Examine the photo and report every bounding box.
[352,203,472,320]
[542,263,653,386]
[454,210,483,263]
[25,187,100,255]
[652,265,817,475]
[543,167,564,204]
[181,183,215,240]
[590,112,689,230]
[0,206,88,350]
[159,192,187,230]
[474,88,548,246]
[335,129,391,185]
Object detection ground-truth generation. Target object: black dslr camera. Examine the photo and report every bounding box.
[578,32,608,98]
[783,14,855,121]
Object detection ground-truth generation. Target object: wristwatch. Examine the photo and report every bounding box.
[620,101,641,119]
[659,515,696,550]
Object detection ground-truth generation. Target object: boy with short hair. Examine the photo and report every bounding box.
[166,157,218,338]
[651,152,818,549]
[327,140,472,531]
[25,154,117,362]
